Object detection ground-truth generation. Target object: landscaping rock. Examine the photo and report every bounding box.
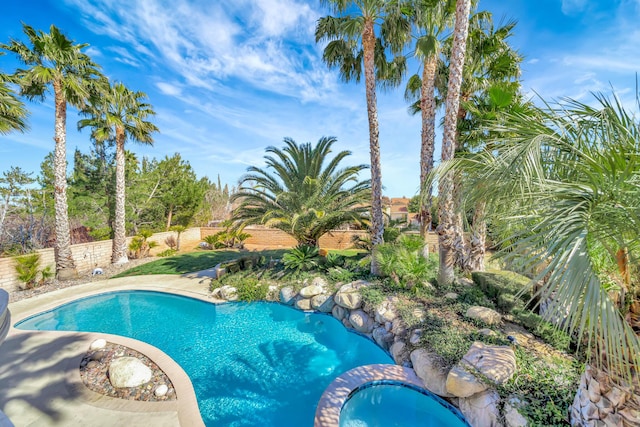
[374,297,399,323]
[349,309,374,334]
[372,326,394,350]
[410,349,452,397]
[334,282,364,309]
[219,285,238,301]
[154,384,169,397]
[504,397,528,427]
[332,305,347,321]
[390,341,406,364]
[409,329,423,346]
[108,357,152,388]
[299,283,324,298]
[444,292,459,300]
[295,298,312,311]
[90,339,107,350]
[455,277,475,287]
[466,306,502,325]
[459,389,502,427]
[446,342,516,398]
[267,285,279,301]
[311,276,328,288]
[280,286,297,305]
[311,294,335,313]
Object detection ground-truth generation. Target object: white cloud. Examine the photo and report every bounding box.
[155,82,182,96]
[561,0,588,15]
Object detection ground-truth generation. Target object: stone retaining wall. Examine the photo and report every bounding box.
[0,228,202,293]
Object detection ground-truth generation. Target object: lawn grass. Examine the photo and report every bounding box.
[113,249,288,277]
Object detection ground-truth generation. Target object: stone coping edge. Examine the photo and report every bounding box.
[314,363,471,427]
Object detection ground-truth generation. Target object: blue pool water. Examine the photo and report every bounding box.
[340,383,470,427]
[15,291,392,426]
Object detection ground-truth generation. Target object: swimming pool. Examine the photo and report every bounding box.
[15,290,392,426]
[339,382,470,427]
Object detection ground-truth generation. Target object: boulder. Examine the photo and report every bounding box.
[372,326,394,350]
[459,389,503,427]
[311,294,335,313]
[374,297,399,323]
[280,286,297,305]
[219,285,238,301]
[108,357,152,388]
[90,339,107,350]
[334,282,364,309]
[410,349,452,397]
[266,285,279,301]
[332,305,347,321]
[409,329,423,346]
[295,298,312,311]
[504,397,528,427]
[311,276,328,288]
[466,306,502,326]
[446,342,516,398]
[299,284,324,298]
[349,309,374,334]
[390,341,406,364]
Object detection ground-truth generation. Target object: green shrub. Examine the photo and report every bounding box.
[360,286,385,307]
[512,308,571,351]
[157,249,177,257]
[375,236,437,288]
[236,279,269,302]
[14,253,52,289]
[499,348,579,426]
[458,286,495,309]
[326,267,356,283]
[282,245,319,271]
[472,270,532,302]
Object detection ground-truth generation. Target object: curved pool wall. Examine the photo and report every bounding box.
[15,290,393,427]
[340,382,470,427]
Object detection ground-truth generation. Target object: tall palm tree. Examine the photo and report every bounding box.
[438,92,640,423]
[232,137,370,247]
[404,0,454,239]
[437,0,472,285]
[316,0,410,274]
[79,81,158,264]
[0,54,29,134]
[2,24,101,279]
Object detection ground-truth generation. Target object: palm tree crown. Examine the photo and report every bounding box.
[232,137,370,247]
[79,81,158,264]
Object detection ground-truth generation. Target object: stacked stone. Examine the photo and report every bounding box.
[570,365,640,427]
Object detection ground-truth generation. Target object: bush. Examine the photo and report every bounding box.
[282,245,319,271]
[14,253,53,289]
[471,270,532,302]
[375,236,437,289]
[157,249,177,257]
[128,230,158,259]
[512,308,571,351]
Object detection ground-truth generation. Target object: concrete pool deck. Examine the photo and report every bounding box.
[0,272,218,427]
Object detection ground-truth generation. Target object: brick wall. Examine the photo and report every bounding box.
[0,227,202,293]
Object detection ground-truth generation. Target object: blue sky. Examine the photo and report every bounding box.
[1,0,638,197]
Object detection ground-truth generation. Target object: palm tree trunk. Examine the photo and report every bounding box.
[52,81,77,280]
[166,206,173,231]
[363,17,384,275]
[453,175,468,271]
[419,53,438,239]
[466,200,486,271]
[112,128,128,264]
[437,0,471,286]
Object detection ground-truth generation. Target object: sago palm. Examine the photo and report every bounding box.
[232,137,370,247]
[437,92,640,420]
[316,0,410,274]
[79,81,158,264]
[2,24,102,279]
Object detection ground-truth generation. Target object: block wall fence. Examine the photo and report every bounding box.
[0,227,439,293]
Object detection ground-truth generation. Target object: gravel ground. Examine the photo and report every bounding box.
[80,342,176,402]
[8,257,158,304]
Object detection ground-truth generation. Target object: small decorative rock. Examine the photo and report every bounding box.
[90,339,107,350]
[409,329,423,346]
[444,292,459,300]
[108,357,152,388]
[504,397,528,427]
[374,298,398,323]
[455,277,475,287]
[219,285,238,301]
[154,384,169,397]
[466,306,502,326]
